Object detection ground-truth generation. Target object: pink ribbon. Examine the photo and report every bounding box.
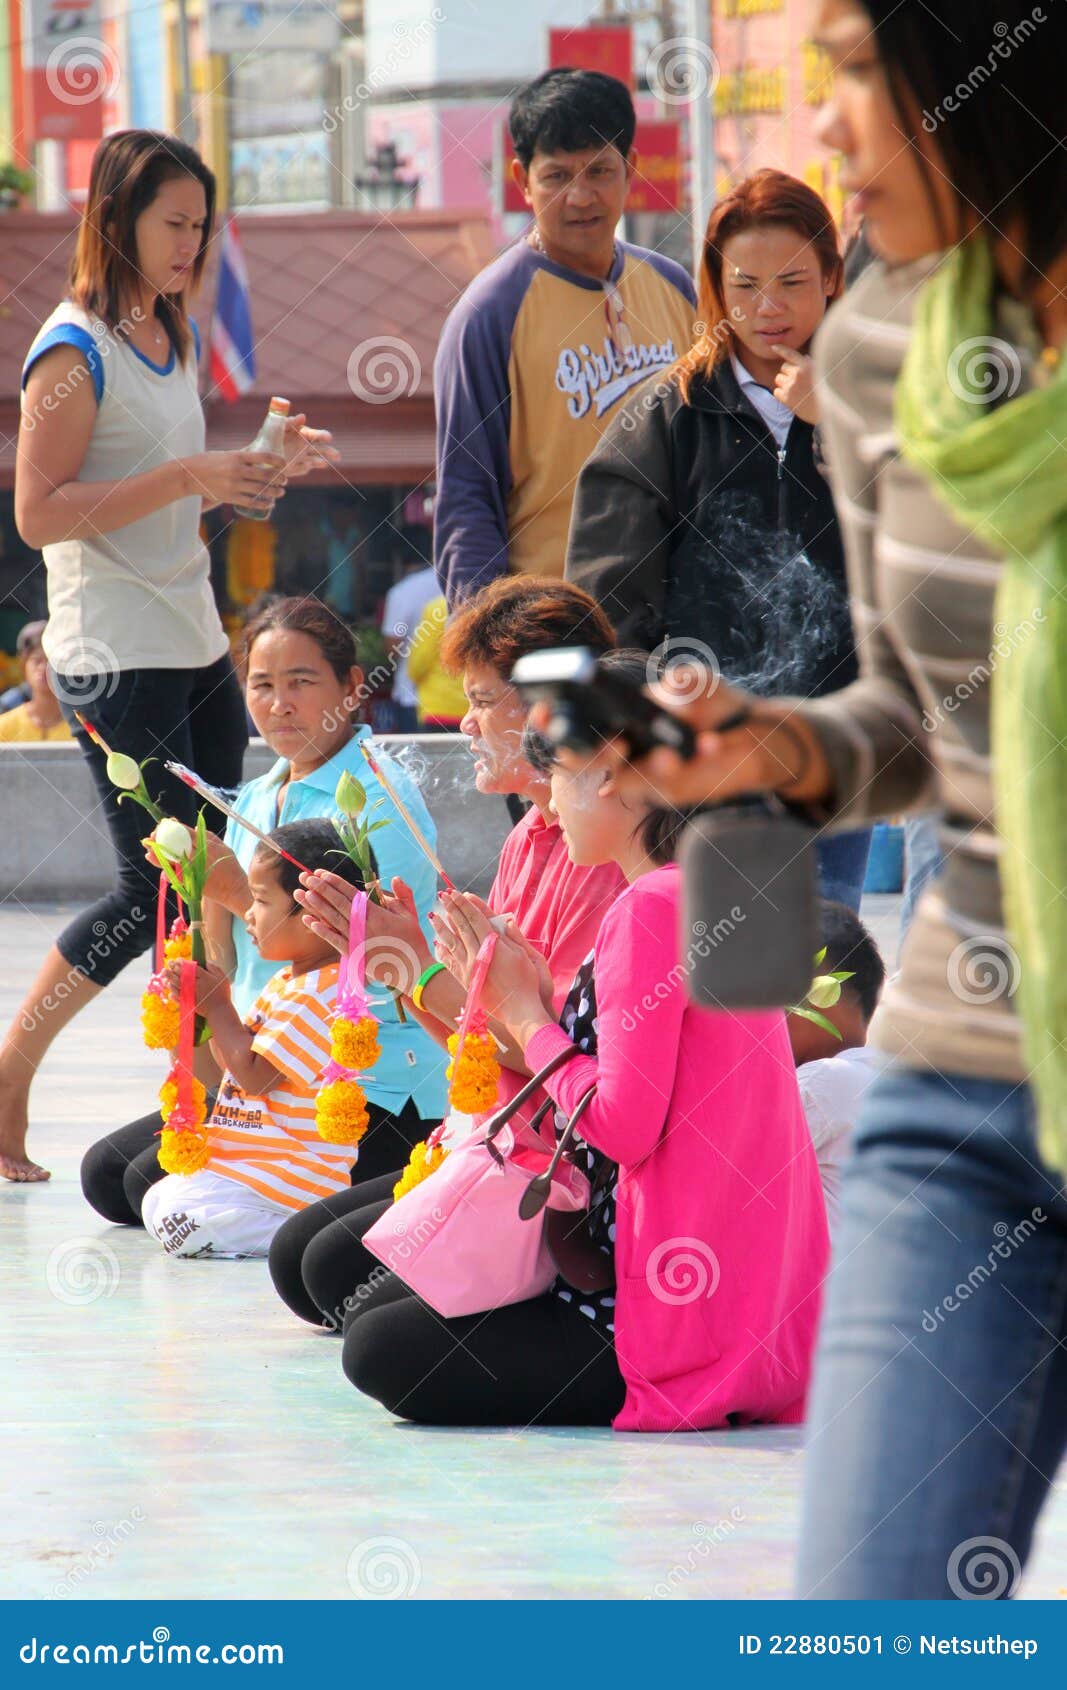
[336,888,370,1020]
[167,960,199,1132]
[452,931,497,1071]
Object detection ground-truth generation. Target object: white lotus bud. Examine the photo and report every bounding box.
[106,752,141,791]
[807,975,843,1010]
[335,770,366,817]
[155,818,194,859]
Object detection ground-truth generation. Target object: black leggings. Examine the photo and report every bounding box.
[268,1173,398,1328]
[80,1107,176,1224]
[274,1182,626,1424]
[341,1267,626,1427]
[81,1095,427,1229]
[57,656,247,987]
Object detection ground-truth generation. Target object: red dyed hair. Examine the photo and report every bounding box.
[676,168,843,401]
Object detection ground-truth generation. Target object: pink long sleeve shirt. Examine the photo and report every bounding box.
[525,863,830,1434]
[479,806,624,1131]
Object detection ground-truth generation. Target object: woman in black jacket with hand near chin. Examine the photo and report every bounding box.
[565,169,870,910]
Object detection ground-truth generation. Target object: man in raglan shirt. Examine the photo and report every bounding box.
[434,68,697,608]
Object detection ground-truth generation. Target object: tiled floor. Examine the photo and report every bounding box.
[3,898,1065,1600]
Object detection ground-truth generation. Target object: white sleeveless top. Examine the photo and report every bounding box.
[21,301,228,672]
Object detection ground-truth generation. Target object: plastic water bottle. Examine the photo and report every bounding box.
[233,395,289,520]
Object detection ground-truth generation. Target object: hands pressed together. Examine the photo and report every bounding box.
[294,868,555,1046]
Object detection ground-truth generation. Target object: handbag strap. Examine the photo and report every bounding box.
[485,1091,555,1169]
[517,1083,598,1222]
[482,1043,583,1147]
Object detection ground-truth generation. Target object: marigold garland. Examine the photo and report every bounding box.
[157,1067,210,1174]
[163,918,192,963]
[330,1013,382,1071]
[141,981,180,1050]
[446,1030,501,1114]
[392,1137,449,1202]
[315,1077,371,1145]
[159,1073,208,1126]
[158,1127,211,1175]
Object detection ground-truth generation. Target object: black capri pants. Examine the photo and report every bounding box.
[57,654,247,987]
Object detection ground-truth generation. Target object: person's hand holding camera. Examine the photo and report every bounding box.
[531,665,832,812]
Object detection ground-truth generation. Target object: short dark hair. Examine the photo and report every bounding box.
[440,575,615,680]
[242,595,357,684]
[817,900,885,1024]
[509,68,635,170]
[863,0,1067,294]
[253,819,375,906]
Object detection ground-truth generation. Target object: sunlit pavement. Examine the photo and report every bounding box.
[4,898,1065,1600]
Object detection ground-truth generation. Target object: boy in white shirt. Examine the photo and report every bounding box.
[788,902,886,1229]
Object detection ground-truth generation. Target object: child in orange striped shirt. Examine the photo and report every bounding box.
[141,820,372,1259]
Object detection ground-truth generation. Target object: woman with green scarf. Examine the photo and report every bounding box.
[547,0,1067,1598]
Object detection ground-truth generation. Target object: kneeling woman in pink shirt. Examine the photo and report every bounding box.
[342,652,830,1431]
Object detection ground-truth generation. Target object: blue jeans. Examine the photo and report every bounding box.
[797,1065,1067,1598]
[815,826,873,913]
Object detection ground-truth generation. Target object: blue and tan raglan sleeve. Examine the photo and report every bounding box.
[432,251,535,609]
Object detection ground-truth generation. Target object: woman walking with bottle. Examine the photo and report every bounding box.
[1,129,336,1182]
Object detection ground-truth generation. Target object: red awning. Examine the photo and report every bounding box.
[0,206,495,488]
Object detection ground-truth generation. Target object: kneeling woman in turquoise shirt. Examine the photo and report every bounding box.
[206,596,447,1173]
[80,597,447,1224]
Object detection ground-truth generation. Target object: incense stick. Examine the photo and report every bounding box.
[164,761,313,875]
[360,741,454,890]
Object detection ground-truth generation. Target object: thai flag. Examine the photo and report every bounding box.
[209,216,256,402]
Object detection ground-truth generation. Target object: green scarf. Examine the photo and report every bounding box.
[895,235,1067,1175]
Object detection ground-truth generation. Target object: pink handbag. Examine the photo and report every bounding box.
[362,1048,594,1318]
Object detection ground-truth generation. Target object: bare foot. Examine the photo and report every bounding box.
[0,1074,50,1182]
[0,1151,51,1183]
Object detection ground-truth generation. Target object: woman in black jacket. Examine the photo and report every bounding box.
[566,169,870,909]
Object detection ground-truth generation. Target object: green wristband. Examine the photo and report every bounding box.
[411,962,446,1011]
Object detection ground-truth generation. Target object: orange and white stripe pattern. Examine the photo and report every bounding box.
[206,963,355,1212]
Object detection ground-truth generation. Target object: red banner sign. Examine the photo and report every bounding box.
[547,24,634,88]
[21,0,108,142]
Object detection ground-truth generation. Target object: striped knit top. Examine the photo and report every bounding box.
[801,254,1044,1083]
[207,962,353,1212]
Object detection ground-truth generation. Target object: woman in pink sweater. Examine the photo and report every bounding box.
[342,655,829,1430]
